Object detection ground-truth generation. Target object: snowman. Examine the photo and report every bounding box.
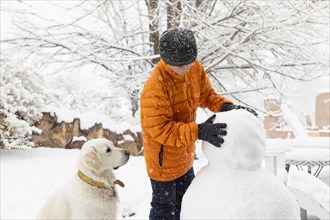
[181,109,300,219]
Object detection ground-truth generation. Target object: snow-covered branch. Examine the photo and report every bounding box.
[0,0,328,123]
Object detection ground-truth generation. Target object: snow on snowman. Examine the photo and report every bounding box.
[181,109,300,219]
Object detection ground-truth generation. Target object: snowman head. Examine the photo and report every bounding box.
[202,109,266,170]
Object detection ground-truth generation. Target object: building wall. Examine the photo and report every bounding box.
[264,93,330,138]
[315,92,330,130]
[263,99,295,139]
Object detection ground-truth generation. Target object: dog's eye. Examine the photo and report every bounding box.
[106,148,111,153]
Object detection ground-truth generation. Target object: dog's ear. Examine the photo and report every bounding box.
[83,146,103,173]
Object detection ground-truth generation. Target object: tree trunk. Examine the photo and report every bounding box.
[145,0,160,64]
[196,0,202,8]
[167,0,182,29]
[130,89,139,117]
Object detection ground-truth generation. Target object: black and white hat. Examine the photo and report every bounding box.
[159,27,197,66]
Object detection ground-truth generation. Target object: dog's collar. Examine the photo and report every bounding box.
[77,171,125,188]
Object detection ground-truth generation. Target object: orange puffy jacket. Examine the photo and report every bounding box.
[140,59,232,181]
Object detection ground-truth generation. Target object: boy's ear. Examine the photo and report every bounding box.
[83,147,103,173]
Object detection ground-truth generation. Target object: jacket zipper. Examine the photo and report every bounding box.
[159,145,164,168]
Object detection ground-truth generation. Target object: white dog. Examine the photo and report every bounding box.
[37,138,130,220]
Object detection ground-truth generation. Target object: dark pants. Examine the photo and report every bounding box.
[149,168,195,220]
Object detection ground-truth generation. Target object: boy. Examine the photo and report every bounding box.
[140,27,257,220]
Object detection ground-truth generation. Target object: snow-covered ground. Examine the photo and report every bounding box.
[0,143,204,219]
[1,141,328,219]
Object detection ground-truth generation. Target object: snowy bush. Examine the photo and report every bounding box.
[0,58,47,150]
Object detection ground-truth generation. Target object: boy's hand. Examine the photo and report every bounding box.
[221,103,258,117]
[198,114,227,148]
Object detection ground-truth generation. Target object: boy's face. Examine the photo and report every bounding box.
[168,63,192,76]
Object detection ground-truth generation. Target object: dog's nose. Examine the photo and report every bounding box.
[124,149,130,155]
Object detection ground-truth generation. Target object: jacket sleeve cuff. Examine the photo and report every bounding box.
[220,102,233,112]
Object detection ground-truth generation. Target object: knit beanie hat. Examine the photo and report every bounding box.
[159,27,197,66]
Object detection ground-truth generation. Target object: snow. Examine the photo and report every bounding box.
[266,138,293,152]
[266,137,330,164]
[288,170,329,210]
[181,110,300,219]
[317,89,330,95]
[123,135,134,142]
[282,105,309,138]
[0,59,46,149]
[286,148,330,162]
[1,110,329,219]
[0,1,329,218]
[1,148,144,219]
[46,107,80,125]
[72,136,87,142]
[1,138,328,219]
[0,146,207,219]
[287,170,330,220]
[42,106,141,133]
[291,137,329,149]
